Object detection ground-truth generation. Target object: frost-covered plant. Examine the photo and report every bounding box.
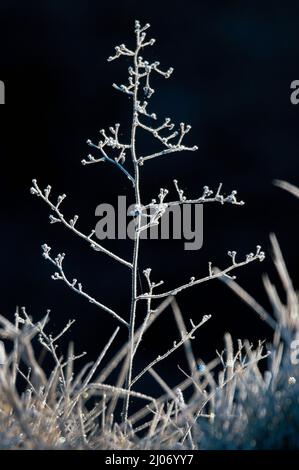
[191,182,299,450]
[0,183,298,449]
[0,254,298,450]
[30,20,264,427]
[0,301,270,449]
[195,233,299,449]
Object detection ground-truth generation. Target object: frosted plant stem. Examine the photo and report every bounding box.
[96,296,173,384]
[28,21,268,445]
[130,314,211,387]
[30,179,132,269]
[123,27,142,428]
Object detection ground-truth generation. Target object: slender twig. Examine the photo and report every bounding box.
[41,244,128,328]
[137,247,265,300]
[96,296,173,383]
[85,140,135,186]
[131,314,211,386]
[171,298,197,375]
[30,179,132,269]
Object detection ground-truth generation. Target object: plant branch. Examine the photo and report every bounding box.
[168,180,245,206]
[84,124,135,186]
[30,179,132,269]
[137,246,265,300]
[41,244,129,328]
[131,314,211,386]
[137,118,197,165]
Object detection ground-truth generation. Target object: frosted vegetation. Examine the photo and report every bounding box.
[0,22,298,449]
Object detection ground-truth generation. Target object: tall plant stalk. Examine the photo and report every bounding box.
[30,20,265,428]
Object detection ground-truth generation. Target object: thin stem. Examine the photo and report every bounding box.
[123,26,142,427]
[31,179,132,269]
[41,246,129,328]
[86,141,135,186]
[138,148,180,163]
[137,249,265,300]
[133,272,153,357]
[131,314,211,387]
[96,296,173,384]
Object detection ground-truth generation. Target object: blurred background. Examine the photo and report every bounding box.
[0,0,298,394]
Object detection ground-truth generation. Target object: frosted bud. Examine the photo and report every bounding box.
[202,314,211,322]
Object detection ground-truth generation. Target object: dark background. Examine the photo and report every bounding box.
[0,1,299,393]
